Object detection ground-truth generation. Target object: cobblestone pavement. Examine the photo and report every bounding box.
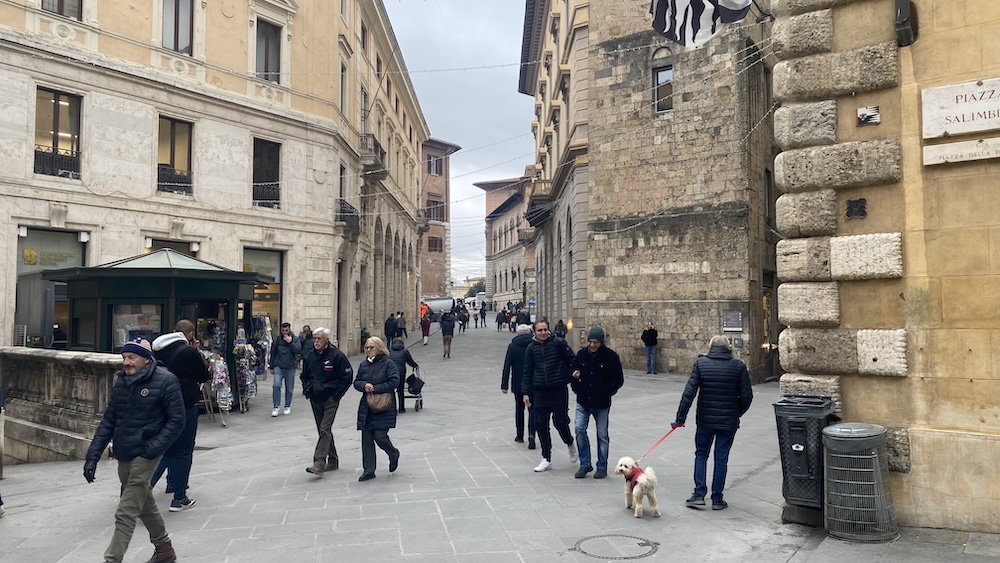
[1,325,998,562]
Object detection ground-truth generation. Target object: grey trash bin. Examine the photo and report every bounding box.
[774,396,836,508]
[822,423,899,542]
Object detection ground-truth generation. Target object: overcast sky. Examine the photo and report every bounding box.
[383,0,535,285]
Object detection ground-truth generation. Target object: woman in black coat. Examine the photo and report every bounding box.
[353,337,401,481]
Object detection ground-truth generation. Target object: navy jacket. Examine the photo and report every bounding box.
[301,344,354,404]
[501,333,533,395]
[440,314,456,336]
[354,354,400,430]
[675,346,753,431]
[85,363,185,463]
[389,340,418,379]
[570,345,625,409]
[384,317,398,340]
[522,336,574,396]
[269,334,302,370]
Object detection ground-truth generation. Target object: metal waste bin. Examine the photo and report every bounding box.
[774,396,836,508]
[822,423,899,542]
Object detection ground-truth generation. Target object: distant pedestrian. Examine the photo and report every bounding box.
[83,338,185,563]
[384,314,397,343]
[150,320,211,512]
[354,337,401,482]
[496,310,506,331]
[268,322,302,417]
[474,309,480,328]
[480,306,487,327]
[299,325,313,365]
[389,337,418,413]
[420,314,432,345]
[553,320,568,339]
[569,327,624,479]
[672,335,753,511]
[502,324,536,449]
[440,312,456,358]
[522,320,577,472]
[396,312,408,338]
[641,322,658,374]
[301,327,354,476]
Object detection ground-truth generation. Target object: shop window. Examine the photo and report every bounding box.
[112,303,163,350]
[426,198,445,222]
[428,155,442,176]
[428,237,443,253]
[157,116,193,194]
[243,248,283,336]
[34,87,82,179]
[253,138,281,208]
[71,298,97,348]
[654,66,674,113]
[256,19,281,82]
[163,0,193,54]
[42,0,82,20]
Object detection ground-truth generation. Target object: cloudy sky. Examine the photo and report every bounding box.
[383,0,535,285]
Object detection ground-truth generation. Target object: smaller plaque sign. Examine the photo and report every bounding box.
[923,136,1000,166]
[722,310,743,332]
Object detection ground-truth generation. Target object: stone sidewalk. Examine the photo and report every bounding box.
[0,325,997,562]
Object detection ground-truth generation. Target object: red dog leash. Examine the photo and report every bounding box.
[636,424,683,463]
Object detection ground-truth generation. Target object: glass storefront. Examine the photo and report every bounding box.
[243,248,282,335]
[16,228,86,348]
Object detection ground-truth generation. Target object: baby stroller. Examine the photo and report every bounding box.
[404,367,425,412]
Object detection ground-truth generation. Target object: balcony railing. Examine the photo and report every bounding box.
[336,198,361,233]
[359,133,387,180]
[517,228,535,243]
[253,181,281,209]
[34,145,80,179]
[156,165,193,195]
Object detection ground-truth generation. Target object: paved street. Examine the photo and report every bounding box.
[1,326,998,562]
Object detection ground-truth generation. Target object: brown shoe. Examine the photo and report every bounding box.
[323,462,339,472]
[145,540,177,563]
[306,463,325,476]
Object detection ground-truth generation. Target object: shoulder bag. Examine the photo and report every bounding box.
[366,360,394,413]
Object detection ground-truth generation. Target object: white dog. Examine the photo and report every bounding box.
[614,456,660,518]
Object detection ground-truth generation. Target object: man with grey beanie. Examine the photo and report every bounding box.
[569,327,624,479]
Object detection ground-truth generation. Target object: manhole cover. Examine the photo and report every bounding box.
[570,534,660,560]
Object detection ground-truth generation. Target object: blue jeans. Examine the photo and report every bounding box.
[693,426,737,502]
[645,346,657,373]
[575,404,610,471]
[150,404,199,502]
[273,366,296,408]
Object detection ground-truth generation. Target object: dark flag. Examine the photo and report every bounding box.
[650,0,752,47]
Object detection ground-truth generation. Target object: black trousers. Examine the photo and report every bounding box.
[515,393,535,440]
[361,428,398,475]
[532,386,573,461]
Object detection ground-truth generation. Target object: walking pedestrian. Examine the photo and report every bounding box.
[384,314,397,344]
[389,337,418,413]
[83,338,185,563]
[553,320,568,339]
[502,324,536,449]
[672,335,753,510]
[300,327,354,476]
[522,320,577,472]
[269,322,302,417]
[480,306,487,328]
[396,312,408,339]
[354,337,401,482]
[150,320,211,512]
[496,310,506,331]
[641,322,658,374]
[420,314,432,345]
[440,312,456,358]
[569,327,624,479]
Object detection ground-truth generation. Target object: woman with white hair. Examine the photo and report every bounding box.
[353,337,401,481]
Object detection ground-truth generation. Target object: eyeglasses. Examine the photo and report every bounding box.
[365,345,376,350]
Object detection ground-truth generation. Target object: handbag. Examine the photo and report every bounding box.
[365,359,393,413]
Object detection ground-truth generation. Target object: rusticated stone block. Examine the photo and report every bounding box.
[886,427,911,472]
[776,237,831,282]
[778,282,840,327]
[779,373,843,414]
[857,328,907,376]
[780,328,858,374]
[830,232,904,280]
[773,10,833,61]
[776,189,837,238]
[774,101,837,151]
[772,0,867,18]
[775,139,902,193]
[774,42,899,102]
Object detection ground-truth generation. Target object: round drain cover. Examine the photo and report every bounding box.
[570,534,660,560]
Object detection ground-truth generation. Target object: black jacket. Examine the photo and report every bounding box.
[354,354,400,430]
[522,336,574,396]
[675,346,753,431]
[270,335,302,370]
[300,344,354,403]
[152,332,211,407]
[384,317,398,339]
[570,345,625,409]
[85,363,185,463]
[501,333,533,395]
[389,340,418,379]
[641,328,658,347]
[440,314,456,336]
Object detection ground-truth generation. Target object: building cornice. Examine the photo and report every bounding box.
[518,0,547,96]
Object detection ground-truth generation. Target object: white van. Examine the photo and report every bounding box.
[423,297,456,322]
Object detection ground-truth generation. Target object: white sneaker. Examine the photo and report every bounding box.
[271,408,279,417]
[568,444,579,463]
[533,458,552,472]
[283,407,291,415]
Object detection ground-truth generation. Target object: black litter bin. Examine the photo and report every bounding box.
[774,396,836,508]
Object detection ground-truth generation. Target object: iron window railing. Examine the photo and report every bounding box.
[253,181,280,208]
[157,165,193,194]
[34,145,80,179]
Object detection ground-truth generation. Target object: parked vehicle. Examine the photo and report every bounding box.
[422,297,456,322]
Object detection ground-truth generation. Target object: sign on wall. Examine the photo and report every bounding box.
[923,136,1000,166]
[922,77,1000,139]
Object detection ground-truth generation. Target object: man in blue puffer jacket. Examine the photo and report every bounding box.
[673,335,753,511]
[83,338,185,563]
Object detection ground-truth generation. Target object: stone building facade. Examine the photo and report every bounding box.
[0,0,430,353]
[477,168,534,312]
[771,0,1000,533]
[520,0,779,376]
[419,138,461,299]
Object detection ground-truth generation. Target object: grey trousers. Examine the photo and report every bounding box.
[310,396,340,465]
[105,456,169,563]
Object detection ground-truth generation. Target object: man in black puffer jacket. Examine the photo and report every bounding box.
[83,338,185,563]
[569,327,624,479]
[673,335,753,511]
[522,319,576,473]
